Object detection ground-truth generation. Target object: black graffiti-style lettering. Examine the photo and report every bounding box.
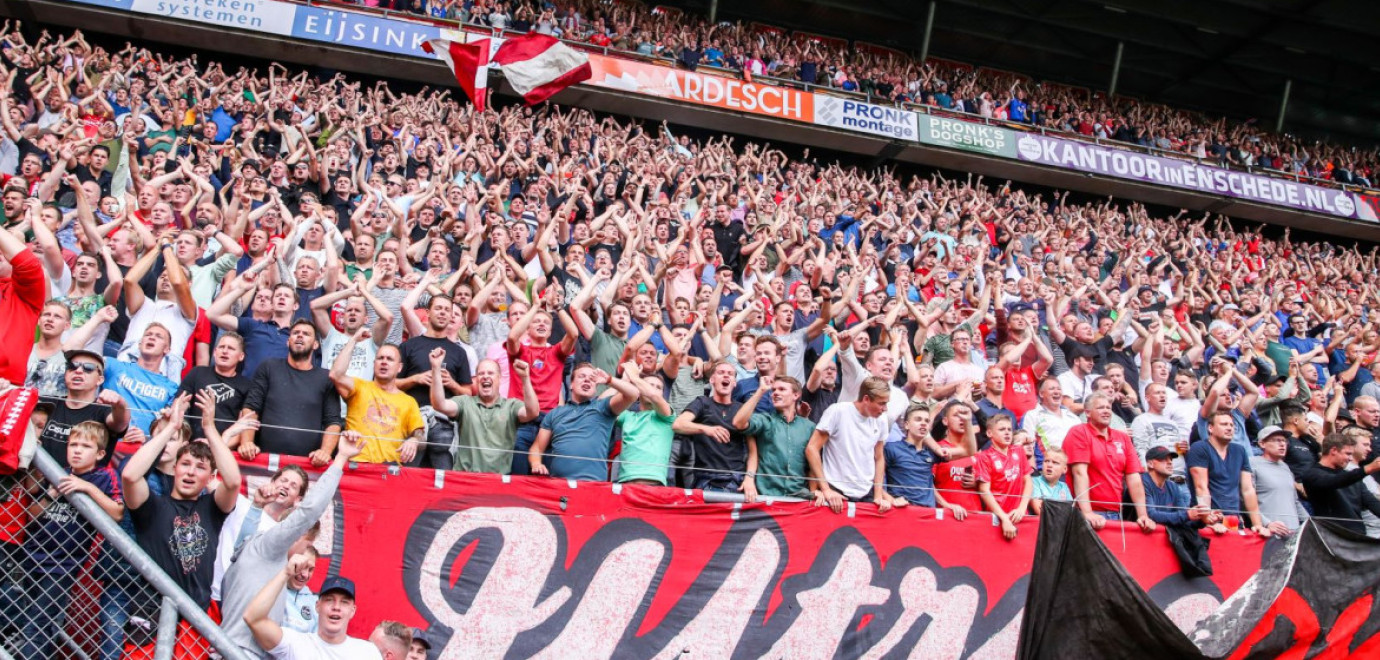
[398,506,1025,659]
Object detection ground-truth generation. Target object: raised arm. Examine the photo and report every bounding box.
[428,347,458,418]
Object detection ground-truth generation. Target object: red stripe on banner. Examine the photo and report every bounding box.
[492,33,560,67]
[521,61,592,105]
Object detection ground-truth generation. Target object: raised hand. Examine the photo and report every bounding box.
[428,347,447,370]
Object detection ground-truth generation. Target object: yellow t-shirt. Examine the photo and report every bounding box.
[345,378,425,464]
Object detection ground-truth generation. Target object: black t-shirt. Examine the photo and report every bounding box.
[242,361,342,456]
[39,397,116,470]
[175,367,252,440]
[1058,335,1115,372]
[399,336,473,408]
[711,221,746,272]
[682,396,748,490]
[129,493,229,608]
[802,385,839,424]
[1284,432,1321,480]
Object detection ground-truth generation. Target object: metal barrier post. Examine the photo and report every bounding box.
[154,597,178,660]
[28,449,251,660]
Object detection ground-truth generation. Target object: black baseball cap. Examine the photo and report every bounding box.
[411,628,432,649]
[319,576,357,600]
[1146,446,1177,461]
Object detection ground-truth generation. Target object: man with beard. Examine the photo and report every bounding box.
[238,320,343,464]
[397,295,472,469]
[432,351,540,474]
[332,328,425,465]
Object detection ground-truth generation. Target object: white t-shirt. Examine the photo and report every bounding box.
[1163,393,1201,441]
[816,402,887,500]
[269,628,381,660]
[934,358,985,393]
[211,495,281,601]
[123,298,195,359]
[1057,370,1096,407]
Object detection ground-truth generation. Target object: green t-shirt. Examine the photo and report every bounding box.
[590,328,629,378]
[1266,341,1294,377]
[923,320,977,367]
[615,410,675,485]
[746,412,815,498]
[451,395,524,475]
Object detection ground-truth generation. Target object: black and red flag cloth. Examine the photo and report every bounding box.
[1019,501,1380,659]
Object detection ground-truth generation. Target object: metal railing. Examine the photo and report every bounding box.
[0,449,247,660]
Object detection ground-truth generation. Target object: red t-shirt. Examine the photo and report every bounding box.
[1062,423,1142,513]
[509,342,573,412]
[0,250,46,384]
[182,310,212,379]
[0,479,29,545]
[1003,365,1038,423]
[932,440,982,512]
[973,443,1029,514]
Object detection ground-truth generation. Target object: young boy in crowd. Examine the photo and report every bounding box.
[974,413,1032,539]
[18,421,123,660]
[1030,446,1073,515]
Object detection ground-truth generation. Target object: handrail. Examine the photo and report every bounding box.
[28,448,251,660]
[286,0,1378,197]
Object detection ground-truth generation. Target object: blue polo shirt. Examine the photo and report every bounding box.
[1186,441,1251,514]
[884,440,943,507]
[733,376,775,414]
[236,316,291,378]
[542,398,616,482]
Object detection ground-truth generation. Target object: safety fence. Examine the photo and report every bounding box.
[0,449,245,660]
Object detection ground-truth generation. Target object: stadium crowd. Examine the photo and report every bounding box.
[356,0,1377,188]
[1,21,1380,659]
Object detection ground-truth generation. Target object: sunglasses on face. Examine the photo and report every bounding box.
[67,362,101,374]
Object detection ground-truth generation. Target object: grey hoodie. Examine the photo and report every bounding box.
[219,464,343,657]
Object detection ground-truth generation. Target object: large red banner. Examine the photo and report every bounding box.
[226,455,1270,659]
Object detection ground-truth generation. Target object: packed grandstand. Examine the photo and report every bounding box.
[0,1,1379,658]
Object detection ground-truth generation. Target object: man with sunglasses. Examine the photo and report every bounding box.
[37,349,129,469]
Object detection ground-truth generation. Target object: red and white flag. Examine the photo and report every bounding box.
[423,38,491,112]
[492,33,592,106]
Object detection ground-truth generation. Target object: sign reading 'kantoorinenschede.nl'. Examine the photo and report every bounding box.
[1013,132,1360,219]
